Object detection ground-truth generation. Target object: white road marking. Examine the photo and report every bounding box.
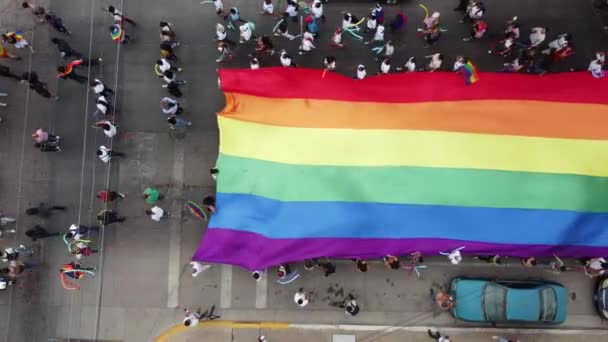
[220,264,233,309]
[255,273,268,309]
[167,141,185,308]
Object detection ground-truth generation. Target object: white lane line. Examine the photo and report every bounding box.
[220,264,233,309]
[255,273,268,309]
[167,141,185,308]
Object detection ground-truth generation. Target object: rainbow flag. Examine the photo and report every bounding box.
[194,68,608,270]
[461,60,479,85]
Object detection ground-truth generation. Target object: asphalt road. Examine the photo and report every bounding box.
[0,0,606,341]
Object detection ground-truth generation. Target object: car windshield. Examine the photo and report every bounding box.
[483,283,507,321]
[539,287,557,322]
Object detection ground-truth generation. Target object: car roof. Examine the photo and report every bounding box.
[506,288,541,321]
[452,279,486,321]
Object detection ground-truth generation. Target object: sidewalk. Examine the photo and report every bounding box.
[161,323,608,342]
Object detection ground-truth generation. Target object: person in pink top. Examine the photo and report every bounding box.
[32,128,60,144]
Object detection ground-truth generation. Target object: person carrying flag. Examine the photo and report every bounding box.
[1,31,34,53]
[110,22,132,44]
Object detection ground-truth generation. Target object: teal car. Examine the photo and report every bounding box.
[449,278,567,325]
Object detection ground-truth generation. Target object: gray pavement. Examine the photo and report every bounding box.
[171,326,608,342]
[0,0,607,341]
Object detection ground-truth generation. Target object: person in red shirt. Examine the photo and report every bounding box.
[96,190,126,202]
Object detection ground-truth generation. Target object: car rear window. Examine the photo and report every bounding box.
[483,284,507,321]
[540,287,557,322]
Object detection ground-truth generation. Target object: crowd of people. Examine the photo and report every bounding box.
[1,0,607,339]
[208,0,606,77]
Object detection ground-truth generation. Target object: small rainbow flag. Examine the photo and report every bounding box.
[111,24,123,43]
[194,68,608,270]
[461,60,479,85]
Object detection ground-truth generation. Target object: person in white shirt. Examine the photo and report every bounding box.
[261,0,274,15]
[162,70,186,87]
[545,33,571,53]
[94,120,117,138]
[422,11,440,30]
[323,56,336,71]
[252,270,264,281]
[330,28,343,47]
[160,97,183,116]
[94,95,112,116]
[529,27,547,47]
[365,25,384,45]
[428,329,450,342]
[274,20,296,40]
[383,40,394,58]
[379,58,391,74]
[146,206,167,222]
[250,56,260,69]
[311,0,325,21]
[299,31,315,54]
[293,288,309,307]
[426,53,443,72]
[183,309,200,327]
[90,78,113,97]
[452,55,466,71]
[155,59,181,78]
[239,23,255,43]
[284,0,299,21]
[96,145,124,163]
[190,261,211,277]
[354,64,366,79]
[279,50,295,67]
[342,12,356,29]
[366,14,377,32]
[585,257,608,277]
[589,58,605,78]
[396,57,417,72]
[464,2,484,22]
[447,249,462,264]
[204,0,223,15]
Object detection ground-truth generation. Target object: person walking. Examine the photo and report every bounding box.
[91,78,114,97]
[107,5,137,26]
[146,206,168,222]
[44,13,71,35]
[57,59,101,83]
[162,70,186,86]
[294,288,310,307]
[274,20,296,40]
[21,72,58,100]
[343,294,360,316]
[156,59,181,78]
[143,187,162,203]
[25,203,66,218]
[96,209,126,225]
[110,23,132,44]
[96,190,126,202]
[32,128,59,144]
[35,142,60,152]
[22,2,47,22]
[167,116,192,129]
[183,308,201,327]
[216,23,236,46]
[160,97,183,116]
[0,64,22,81]
[160,21,180,48]
[94,120,117,138]
[25,225,61,241]
[354,64,366,79]
[2,31,34,53]
[50,38,81,59]
[66,224,100,239]
[190,261,211,277]
[96,145,125,163]
[428,329,450,342]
